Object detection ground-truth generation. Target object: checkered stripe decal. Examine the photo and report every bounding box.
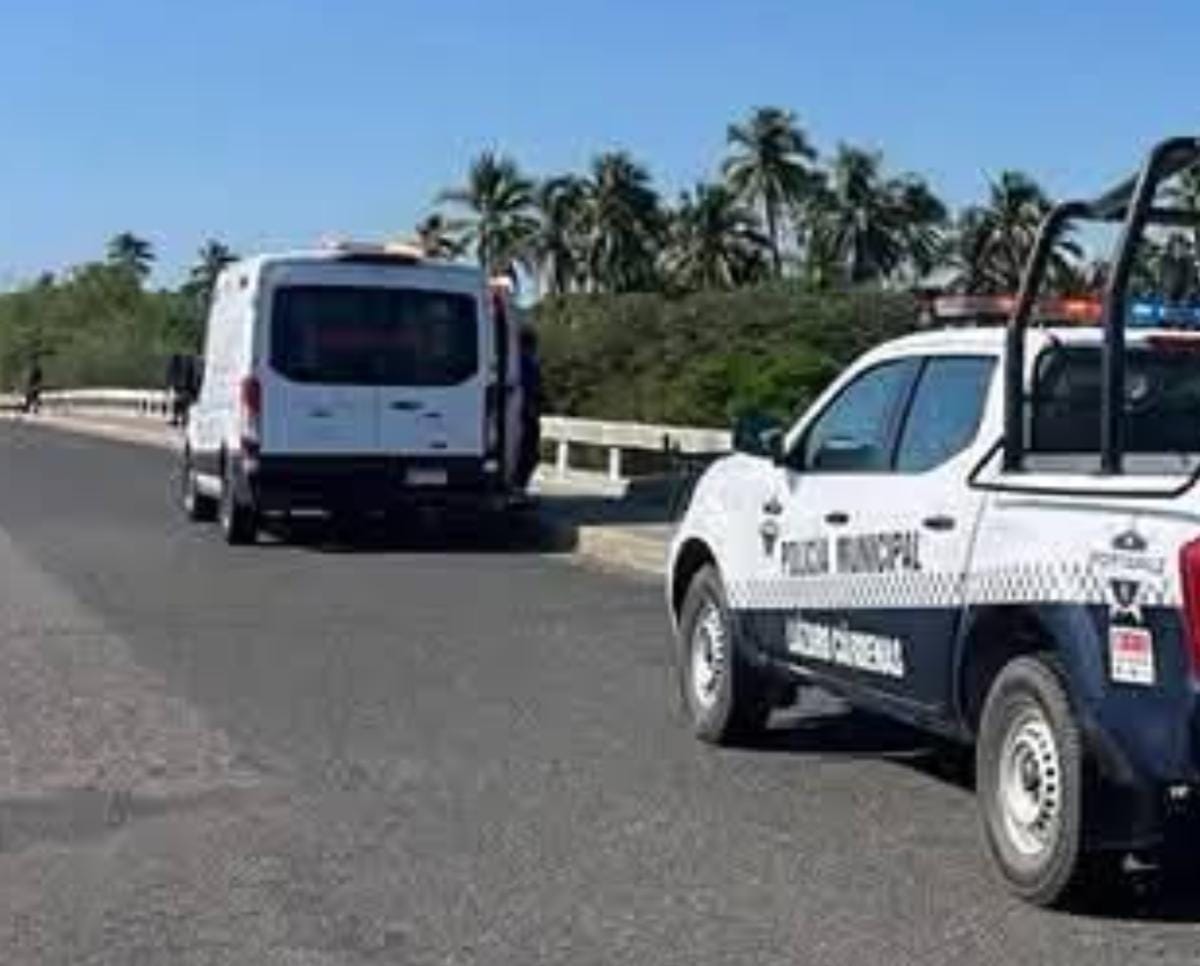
[727,560,1178,611]
[729,570,963,611]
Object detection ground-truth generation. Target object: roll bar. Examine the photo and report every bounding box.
[1003,137,1200,473]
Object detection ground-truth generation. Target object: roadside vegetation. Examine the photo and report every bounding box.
[3,107,1197,424]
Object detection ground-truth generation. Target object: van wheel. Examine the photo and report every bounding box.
[677,564,771,745]
[977,654,1086,906]
[219,460,258,545]
[182,451,217,522]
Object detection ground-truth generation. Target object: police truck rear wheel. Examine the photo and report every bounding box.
[977,655,1085,906]
[677,565,770,744]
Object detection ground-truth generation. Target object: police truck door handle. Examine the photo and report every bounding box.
[762,497,782,516]
[389,399,423,411]
[824,511,850,526]
[922,514,956,532]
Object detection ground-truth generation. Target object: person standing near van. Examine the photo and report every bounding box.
[23,359,42,415]
[165,354,184,426]
[516,327,543,490]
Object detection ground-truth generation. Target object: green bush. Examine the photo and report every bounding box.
[0,266,203,390]
[534,282,919,427]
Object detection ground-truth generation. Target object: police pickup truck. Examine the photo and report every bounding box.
[666,137,1200,905]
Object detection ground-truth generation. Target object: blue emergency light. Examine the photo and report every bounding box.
[1128,301,1200,328]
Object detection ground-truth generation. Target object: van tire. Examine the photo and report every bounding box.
[219,458,258,545]
[676,564,771,745]
[182,450,217,523]
[977,654,1086,906]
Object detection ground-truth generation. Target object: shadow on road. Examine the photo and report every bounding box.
[248,480,682,557]
[255,509,563,555]
[758,699,975,789]
[753,698,1200,923]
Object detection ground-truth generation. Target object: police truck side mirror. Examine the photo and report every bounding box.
[732,412,784,463]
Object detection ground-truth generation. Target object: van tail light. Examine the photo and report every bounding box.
[239,374,262,458]
[1178,537,1200,678]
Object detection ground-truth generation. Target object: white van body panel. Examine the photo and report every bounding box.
[190,264,256,467]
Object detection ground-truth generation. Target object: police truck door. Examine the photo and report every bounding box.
[776,354,995,714]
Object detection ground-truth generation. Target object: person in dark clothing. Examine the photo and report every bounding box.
[23,360,42,415]
[165,353,195,426]
[516,327,543,490]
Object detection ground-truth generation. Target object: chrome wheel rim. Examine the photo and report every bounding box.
[997,706,1062,858]
[689,601,726,710]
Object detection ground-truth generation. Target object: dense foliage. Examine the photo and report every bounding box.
[533,285,918,427]
[0,238,231,390]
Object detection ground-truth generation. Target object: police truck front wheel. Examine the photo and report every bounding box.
[219,459,258,545]
[677,565,771,744]
[977,655,1086,906]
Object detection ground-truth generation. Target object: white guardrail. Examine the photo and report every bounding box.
[12,389,731,482]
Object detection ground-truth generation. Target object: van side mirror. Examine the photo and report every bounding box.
[732,412,784,463]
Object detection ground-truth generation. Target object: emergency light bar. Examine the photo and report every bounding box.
[934,294,1200,330]
[932,294,1101,325]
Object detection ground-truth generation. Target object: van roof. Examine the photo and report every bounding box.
[227,248,485,282]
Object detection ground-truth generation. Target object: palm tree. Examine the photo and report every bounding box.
[533,175,589,296]
[1167,166,1200,255]
[106,232,155,280]
[722,107,818,276]
[186,240,237,304]
[808,146,916,285]
[581,152,664,294]
[663,183,770,290]
[951,171,1080,294]
[1140,233,1197,300]
[892,175,948,282]
[437,152,537,277]
[413,214,465,260]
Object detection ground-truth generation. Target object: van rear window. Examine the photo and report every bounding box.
[270,285,478,386]
[1032,346,1200,454]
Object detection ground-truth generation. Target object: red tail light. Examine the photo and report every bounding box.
[239,374,262,455]
[1178,537,1200,678]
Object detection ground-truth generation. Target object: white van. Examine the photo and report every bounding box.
[181,242,525,543]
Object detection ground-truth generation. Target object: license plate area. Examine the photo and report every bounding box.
[406,467,448,487]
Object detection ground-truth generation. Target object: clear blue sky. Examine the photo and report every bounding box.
[2,0,1199,288]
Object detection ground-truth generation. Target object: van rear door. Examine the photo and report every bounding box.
[263,284,384,454]
[373,287,485,457]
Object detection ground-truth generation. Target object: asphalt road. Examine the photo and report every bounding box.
[0,421,1198,965]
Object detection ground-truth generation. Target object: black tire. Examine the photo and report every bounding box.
[219,457,257,546]
[977,654,1086,906]
[676,564,771,745]
[181,450,217,523]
